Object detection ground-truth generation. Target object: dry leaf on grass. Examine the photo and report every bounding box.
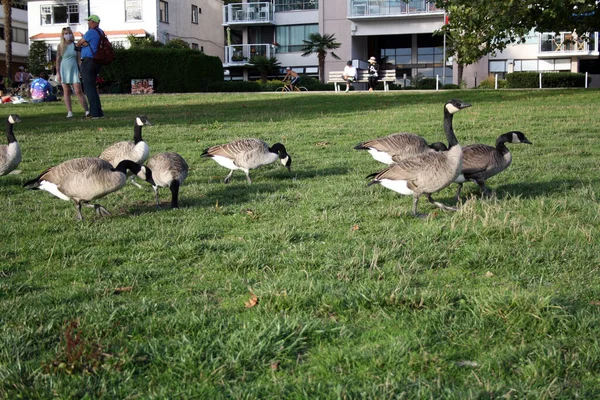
[351,224,360,231]
[484,271,494,278]
[590,300,600,306]
[245,293,259,308]
[113,286,133,295]
[270,361,280,370]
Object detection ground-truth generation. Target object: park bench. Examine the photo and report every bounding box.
[327,69,396,92]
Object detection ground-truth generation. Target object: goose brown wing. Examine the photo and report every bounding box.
[99,141,136,166]
[462,144,499,175]
[58,158,124,201]
[363,133,427,153]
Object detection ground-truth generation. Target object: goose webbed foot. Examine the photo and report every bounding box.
[84,203,111,217]
[427,194,458,212]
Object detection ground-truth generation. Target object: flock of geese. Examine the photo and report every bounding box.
[0,98,531,220]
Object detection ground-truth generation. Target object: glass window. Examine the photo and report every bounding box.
[274,0,318,12]
[125,0,142,22]
[489,60,506,72]
[275,24,318,53]
[192,5,199,24]
[0,25,28,44]
[192,43,199,50]
[40,3,79,25]
[160,1,169,23]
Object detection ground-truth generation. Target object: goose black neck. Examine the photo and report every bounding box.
[269,143,286,157]
[133,125,144,144]
[114,160,141,175]
[6,120,16,143]
[443,110,459,148]
[495,134,511,155]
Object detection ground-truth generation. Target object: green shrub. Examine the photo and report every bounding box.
[101,48,223,93]
[415,78,437,90]
[506,72,588,88]
[477,76,508,89]
[442,84,460,90]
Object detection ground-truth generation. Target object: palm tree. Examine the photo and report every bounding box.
[3,0,14,80]
[249,56,281,84]
[301,32,341,83]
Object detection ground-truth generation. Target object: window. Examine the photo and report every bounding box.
[0,25,29,44]
[191,5,199,24]
[274,0,318,12]
[159,1,169,23]
[275,24,318,53]
[192,43,199,50]
[125,0,142,22]
[40,3,79,25]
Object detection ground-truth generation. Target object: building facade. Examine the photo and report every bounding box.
[0,2,30,76]
[224,0,600,87]
[27,0,224,62]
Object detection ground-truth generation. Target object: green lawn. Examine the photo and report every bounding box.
[1,89,600,398]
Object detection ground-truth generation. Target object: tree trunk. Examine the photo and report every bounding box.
[457,63,464,86]
[318,52,325,83]
[4,0,13,79]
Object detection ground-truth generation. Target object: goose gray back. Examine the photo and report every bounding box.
[355,133,447,164]
[201,138,292,184]
[367,99,471,217]
[146,152,189,208]
[24,157,155,220]
[0,114,22,176]
[455,131,532,200]
[99,115,152,167]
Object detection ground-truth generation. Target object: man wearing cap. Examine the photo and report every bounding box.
[77,14,104,119]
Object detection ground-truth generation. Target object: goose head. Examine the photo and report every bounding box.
[135,115,153,127]
[445,99,471,115]
[508,131,532,145]
[271,143,292,172]
[8,114,22,125]
[115,160,156,186]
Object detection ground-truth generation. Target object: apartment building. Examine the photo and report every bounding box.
[224,0,600,87]
[27,0,224,61]
[0,1,30,76]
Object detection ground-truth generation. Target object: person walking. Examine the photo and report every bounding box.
[367,56,379,92]
[56,27,89,118]
[76,14,104,119]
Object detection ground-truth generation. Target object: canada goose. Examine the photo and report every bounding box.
[367,99,471,217]
[24,157,155,220]
[99,115,152,187]
[454,131,532,200]
[0,114,22,176]
[355,133,448,164]
[146,152,188,208]
[201,138,292,184]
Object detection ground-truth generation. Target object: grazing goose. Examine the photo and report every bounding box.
[0,114,22,176]
[146,152,188,208]
[99,115,152,188]
[367,99,471,217]
[24,157,155,220]
[355,133,448,164]
[201,138,292,184]
[454,131,532,200]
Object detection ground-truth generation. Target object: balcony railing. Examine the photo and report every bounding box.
[274,0,318,12]
[224,44,277,66]
[539,32,599,55]
[223,2,274,25]
[348,0,441,18]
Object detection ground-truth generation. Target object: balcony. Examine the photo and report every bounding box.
[223,2,274,26]
[348,0,442,19]
[538,32,599,58]
[224,44,277,67]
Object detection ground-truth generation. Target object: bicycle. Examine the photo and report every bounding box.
[276,84,308,92]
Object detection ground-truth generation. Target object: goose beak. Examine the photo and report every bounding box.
[459,101,472,109]
[523,139,532,144]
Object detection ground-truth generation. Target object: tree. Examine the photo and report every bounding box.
[164,38,190,49]
[249,55,281,83]
[3,0,13,80]
[27,41,49,76]
[432,0,600,83]
[127,34,164,48]
[301,33,341,83]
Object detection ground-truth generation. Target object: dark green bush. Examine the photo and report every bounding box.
[101,48,223,93]
[476,76,507,89]
[506,72,589,88]
[414,78,437,90]
[442,83,460,90]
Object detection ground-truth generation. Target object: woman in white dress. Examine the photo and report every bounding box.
[56,27,89,118]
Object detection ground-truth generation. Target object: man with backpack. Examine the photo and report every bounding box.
[77,14,105,119]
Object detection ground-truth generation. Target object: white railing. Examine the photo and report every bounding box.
[224,44,277,65]
[348,0,441,18]
[539,31,598,54]
[223,2,274,24]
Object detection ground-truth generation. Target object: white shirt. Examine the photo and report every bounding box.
[343,65,357,79]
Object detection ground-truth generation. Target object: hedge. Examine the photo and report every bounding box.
[506,72,589,88]
[100,48,223,93]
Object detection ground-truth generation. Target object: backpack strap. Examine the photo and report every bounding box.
[91,27,105,55]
